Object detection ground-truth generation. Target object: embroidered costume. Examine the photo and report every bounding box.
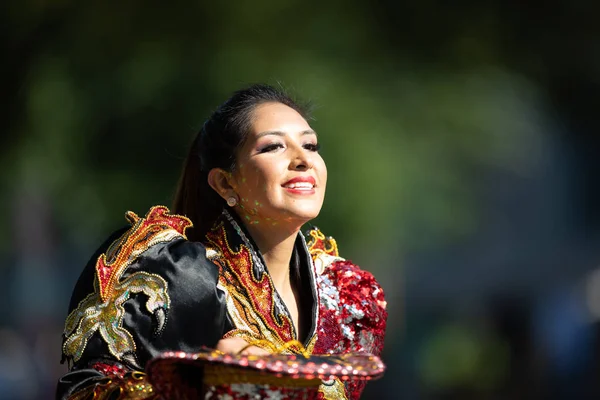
[57,206,387,400]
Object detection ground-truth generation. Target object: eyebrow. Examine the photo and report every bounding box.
[256,129,317,139]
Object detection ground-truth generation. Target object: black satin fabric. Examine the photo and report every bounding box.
[56,226,232,399]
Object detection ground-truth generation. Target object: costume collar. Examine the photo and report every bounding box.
[206,209,319,347]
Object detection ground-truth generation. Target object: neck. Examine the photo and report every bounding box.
[243,222,302,291]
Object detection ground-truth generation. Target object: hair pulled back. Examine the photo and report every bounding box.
[173,84,311,242]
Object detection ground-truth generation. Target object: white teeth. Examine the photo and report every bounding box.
[285,182,314,189]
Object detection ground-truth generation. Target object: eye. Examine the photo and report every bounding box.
[259,143,284,153]
[303,143,321,152]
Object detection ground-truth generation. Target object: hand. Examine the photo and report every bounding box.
[216,337,271,356]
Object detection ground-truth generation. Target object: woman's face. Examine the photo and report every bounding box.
[229,102,327,227]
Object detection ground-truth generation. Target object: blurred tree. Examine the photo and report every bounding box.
[1,0,599,267]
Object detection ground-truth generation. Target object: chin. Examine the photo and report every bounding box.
[266,206,318,224]
[261,199,323,225]
[286,207,321,222]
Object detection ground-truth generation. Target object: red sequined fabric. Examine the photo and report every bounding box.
[313,260,388,400]
[91,362,128,379]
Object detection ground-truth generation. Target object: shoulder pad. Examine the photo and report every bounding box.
[97,205,192,302]
[305,227,339,258]
[305,227,344,274]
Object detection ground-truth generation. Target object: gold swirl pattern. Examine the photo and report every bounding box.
[63,206,191,366]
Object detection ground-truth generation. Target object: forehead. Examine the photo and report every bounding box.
[249,102,311,135]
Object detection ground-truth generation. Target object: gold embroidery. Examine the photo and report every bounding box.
[306,228,339,258]
[208,218,314,357]
[218,271,298,351]
[204,364,321,388]
[96,206,192,302]
[64,272,170,364]
[232,338,312,358]
[305,228,344,275]
[67,373,156,400]
[121,372,156,399]
[63,206,191,365]
[319,378,348,400]
[306,228,348,399]
[304,334,317,354]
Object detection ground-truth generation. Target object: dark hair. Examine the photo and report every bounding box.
[173,83,311,242]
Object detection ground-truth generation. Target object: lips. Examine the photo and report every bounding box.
[282,176,316,192]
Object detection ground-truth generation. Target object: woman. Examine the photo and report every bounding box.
[57,84,387,399]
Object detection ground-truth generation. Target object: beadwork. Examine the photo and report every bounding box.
[68,372,157,400]
[206,211,315,354]
[205,212,387,399]
[63,206,192,367]
[307,227,388,399]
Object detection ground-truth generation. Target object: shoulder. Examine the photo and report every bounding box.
[63,206,224,368]
[322,260,387,316]
[305,226,386,309]
[70,206,211,306]
[306,227,387,355]
[96,206,202,296]
[305,226,343,274]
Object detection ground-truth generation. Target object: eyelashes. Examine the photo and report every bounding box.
[258,143,284,153]
[303,143,321,152]
[258,142,321,153]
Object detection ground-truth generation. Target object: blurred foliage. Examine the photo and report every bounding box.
[1,0,599,270]
[417,323,510,391]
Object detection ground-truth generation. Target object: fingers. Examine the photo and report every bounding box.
[216,337,271,355]
[239,345,271,356]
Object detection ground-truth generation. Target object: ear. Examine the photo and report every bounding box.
[207,168,236,201]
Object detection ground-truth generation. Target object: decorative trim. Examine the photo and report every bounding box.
[305,227,339,258]
[96,206,192,302]
[207,211,317,356]
[305,227,344,274]
[67,372,156,400]
[63,206,190,366]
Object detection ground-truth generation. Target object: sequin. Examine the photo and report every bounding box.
[92,362,128,379]
[67,371,156,400]
[308,230,388,400]
[206,210,316,354]
[96,206,192,302]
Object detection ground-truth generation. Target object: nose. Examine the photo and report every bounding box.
[289,145,313,171]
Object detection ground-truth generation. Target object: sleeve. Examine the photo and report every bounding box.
[324,260,388,400]
[56,207,230,400]
[328,260,388,356]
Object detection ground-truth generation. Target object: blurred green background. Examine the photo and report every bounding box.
[2,1,600,399]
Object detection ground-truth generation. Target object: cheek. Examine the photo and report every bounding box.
[315,157,328,185]
[239,164,277,197]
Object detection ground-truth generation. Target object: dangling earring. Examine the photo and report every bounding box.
[227,196,238,207]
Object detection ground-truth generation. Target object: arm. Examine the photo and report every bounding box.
[327,260,388,355]
[322,260,388,400]
[58,363,153,400]
[307,227,387,356]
